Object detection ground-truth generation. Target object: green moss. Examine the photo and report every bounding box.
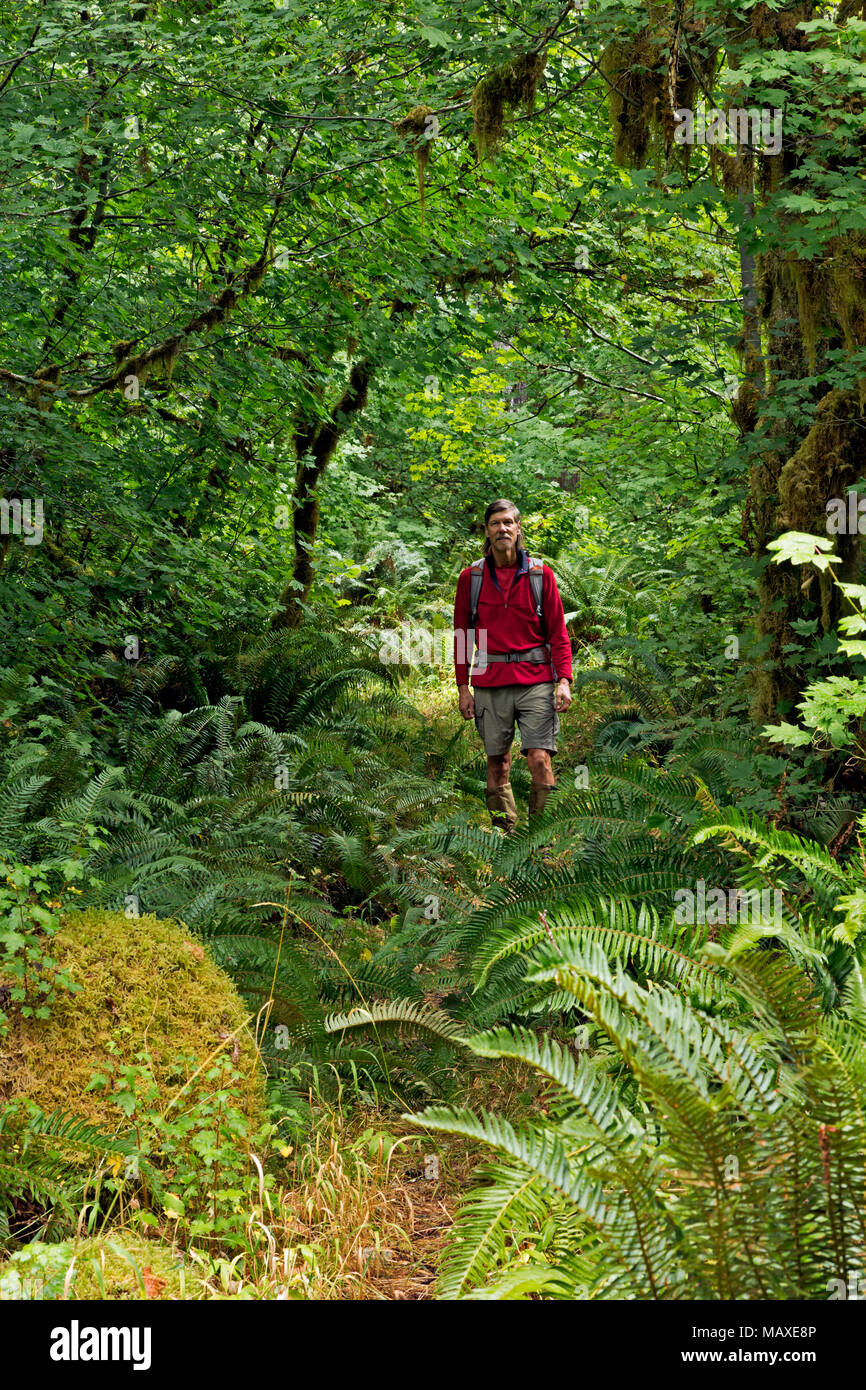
[471,50,547,159]
[0,1231,201,1300]
[731,378,761,435]
[778,388,863,536]
[395,105,435,216]
[0,909,264,1131]
[757,240,866,388]
[600,32,666,170]
[790,256,824,373]
[744,1,812,48]
[599,17,721,174]
[828,237,866,378]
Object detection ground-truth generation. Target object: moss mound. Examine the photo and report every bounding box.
[0,1231,202,1300]
[0,909,264,1131]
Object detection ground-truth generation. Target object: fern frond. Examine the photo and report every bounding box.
[324,998,469,1046]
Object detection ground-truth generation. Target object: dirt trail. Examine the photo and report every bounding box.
[370,1163,456,1299]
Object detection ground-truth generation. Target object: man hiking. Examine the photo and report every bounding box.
[454,498,573,832]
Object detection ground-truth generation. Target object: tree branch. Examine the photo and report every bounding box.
[0,20,41,96]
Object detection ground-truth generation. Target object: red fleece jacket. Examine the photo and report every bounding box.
[453,552,573,688]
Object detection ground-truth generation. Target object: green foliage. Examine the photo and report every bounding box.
[324,998,470,1047]
[2,0,866,1305]
[415,924,866,1300]
[400,743,866,1299]
[0,1101,142,1248]
[82,1047,276,1255]
[764,534,866,761]
[0,1232,193,1301]
[0,1046,275,1256]
[0,860,82,1032]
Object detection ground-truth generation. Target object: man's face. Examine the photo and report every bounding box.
[484,507,519,553]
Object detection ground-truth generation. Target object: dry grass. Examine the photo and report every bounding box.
[184,1108,483,1300]
[196,1055,541,1300]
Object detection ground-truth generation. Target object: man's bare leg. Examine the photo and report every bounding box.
[486,750,511,789]
[525,747,556,818]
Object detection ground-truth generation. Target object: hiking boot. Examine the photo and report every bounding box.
[486,782,518,833]
[528,783,556,820]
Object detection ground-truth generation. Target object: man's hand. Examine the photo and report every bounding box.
[458,684,475,719]
[554,678,572,714]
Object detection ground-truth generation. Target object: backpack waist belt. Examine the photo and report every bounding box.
[479,646,550,664]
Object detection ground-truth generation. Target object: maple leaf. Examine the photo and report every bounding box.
[142,1265,167,1299]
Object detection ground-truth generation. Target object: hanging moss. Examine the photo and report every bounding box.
[748,436,803,723]
[828,235,866,368]
[27,365,62,410]
[756,149,783,197]
[731,379,761,434]
[471,49,548,159]
[776,237,866,380]
[709,146,748,194]
[147,336,181,384]
[758,249,823,379]
[395,104,435,215]
[246,252,268,295]
[756,250,780,325]
[743,1,812,49]
[681,36,718,103]
[599,4,716,170]
[600,11,727,175]
[662,23,718,157]
[121,335,184,392]
[789,256,826,373]
[600,32,666,169]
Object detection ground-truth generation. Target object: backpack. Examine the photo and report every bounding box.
[468,555,545,631]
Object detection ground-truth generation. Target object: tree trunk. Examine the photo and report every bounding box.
[271,357,372,629]
[606,1,866,723]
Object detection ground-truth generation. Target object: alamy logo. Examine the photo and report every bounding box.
[674,106,783,155]
[49,1320,152,1371]
[674,880,783,926]
[378,625,489,670]
[826,491,866,535]
[0,496,43,545]
[827,1273,865,1300]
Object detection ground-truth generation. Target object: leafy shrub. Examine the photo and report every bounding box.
[0,861,83,1035]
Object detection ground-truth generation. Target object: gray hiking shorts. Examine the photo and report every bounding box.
[473,681,559,757]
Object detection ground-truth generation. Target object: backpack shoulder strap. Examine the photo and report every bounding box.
[468,558,485,628]
[527,557,545,623]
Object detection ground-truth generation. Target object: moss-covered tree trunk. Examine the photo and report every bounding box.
[601,0,866,723]
[732,6,865,721]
